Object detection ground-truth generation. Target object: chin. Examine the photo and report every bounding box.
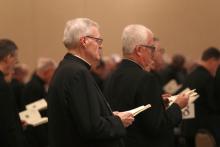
[96,55,101,61]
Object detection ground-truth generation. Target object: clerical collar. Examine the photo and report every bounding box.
[74,55,91,67]
[123,58,144,70]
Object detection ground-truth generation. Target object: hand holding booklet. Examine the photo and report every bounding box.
[19,109,48,127]
[19,98,48,127]
[168,88,199,107]
[127,104,151,116]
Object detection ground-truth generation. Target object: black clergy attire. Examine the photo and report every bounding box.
[180,65,220,146]
[215,66,220,113]
[11,79,25,111]
[91,71,104,91]
[103,59,182,147]
[48,53,126,147]
[158,64,187,86]
[22,74,48,147]
[0,71,28,147]
[22,74,47,105]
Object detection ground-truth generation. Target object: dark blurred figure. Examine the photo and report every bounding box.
[150,38,186,147]
[91,59,106,91]
[215,65,220,113]
[91,55,122,91]
[180,47,220,147]
[105,54,122,73]
[0,39,28,147]
[159,54,187,86]
[150,37,166,86]
[22,57,56,105]
[185,59,199,74]
[11,64,29,111]
[22,57,56,147]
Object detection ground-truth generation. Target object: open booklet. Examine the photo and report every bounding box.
[168,88,199,108]
[19,109,48,127]
[25,98,47,111]
[127,104,151,116]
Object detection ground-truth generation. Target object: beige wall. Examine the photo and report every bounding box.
[1,0,220,70]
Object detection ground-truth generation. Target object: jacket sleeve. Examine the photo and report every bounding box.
[134,73,182,136]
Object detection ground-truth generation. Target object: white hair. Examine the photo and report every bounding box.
[111,54,122,63]
[121,24,153,54]
[63,18,99,49]
[37,57,56,72]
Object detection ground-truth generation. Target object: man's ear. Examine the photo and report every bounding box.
[134,46,142,56]
[79,37,87,47]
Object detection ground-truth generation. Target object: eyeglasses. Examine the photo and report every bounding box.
[138,45,156,53]
[85,36,103,46]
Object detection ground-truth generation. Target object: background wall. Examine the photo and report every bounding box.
[1,0,220,70]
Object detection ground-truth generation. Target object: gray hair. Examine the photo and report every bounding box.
[63,18,99,49]
[121,24,153,54]
[36,57,56,72]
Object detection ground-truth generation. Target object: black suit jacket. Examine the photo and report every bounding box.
[11,79,25,111]
[215,66,220,113]
[48,53,126,147]
[22,74,48,147]
[158,65,187,86]
[22,74,46,105]
[104,59,182,147]
[180,65,219,138]
[0,71,28,147]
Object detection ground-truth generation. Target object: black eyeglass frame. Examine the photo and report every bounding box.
[85,36,103,45]
[138,44,156,52]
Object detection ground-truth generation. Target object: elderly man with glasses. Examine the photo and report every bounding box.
[104,24,189,147]
[48,18,134,147]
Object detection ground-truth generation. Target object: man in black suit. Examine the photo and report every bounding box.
[22,57,56,105]
[0,39,28,147]
[22,57,56,147]
[104,24,189,147]
[159,54,187,86]
[180,47,220,147]
[48,18,134,147]
[215,65,220,113]
[11,64,29,111]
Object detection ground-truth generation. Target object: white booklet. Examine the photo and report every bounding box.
[127,104,151,116]
[19,109,48,127]
[25,98,47,111]
[168,88,199,108]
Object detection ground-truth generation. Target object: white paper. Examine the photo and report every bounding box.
[19,109,48,126]
[25,98,47,111]
[163,79,182,94]
[31,117,48,127]
[182,103,195,119]
[168,88,199,108]
[128,104,151,116]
